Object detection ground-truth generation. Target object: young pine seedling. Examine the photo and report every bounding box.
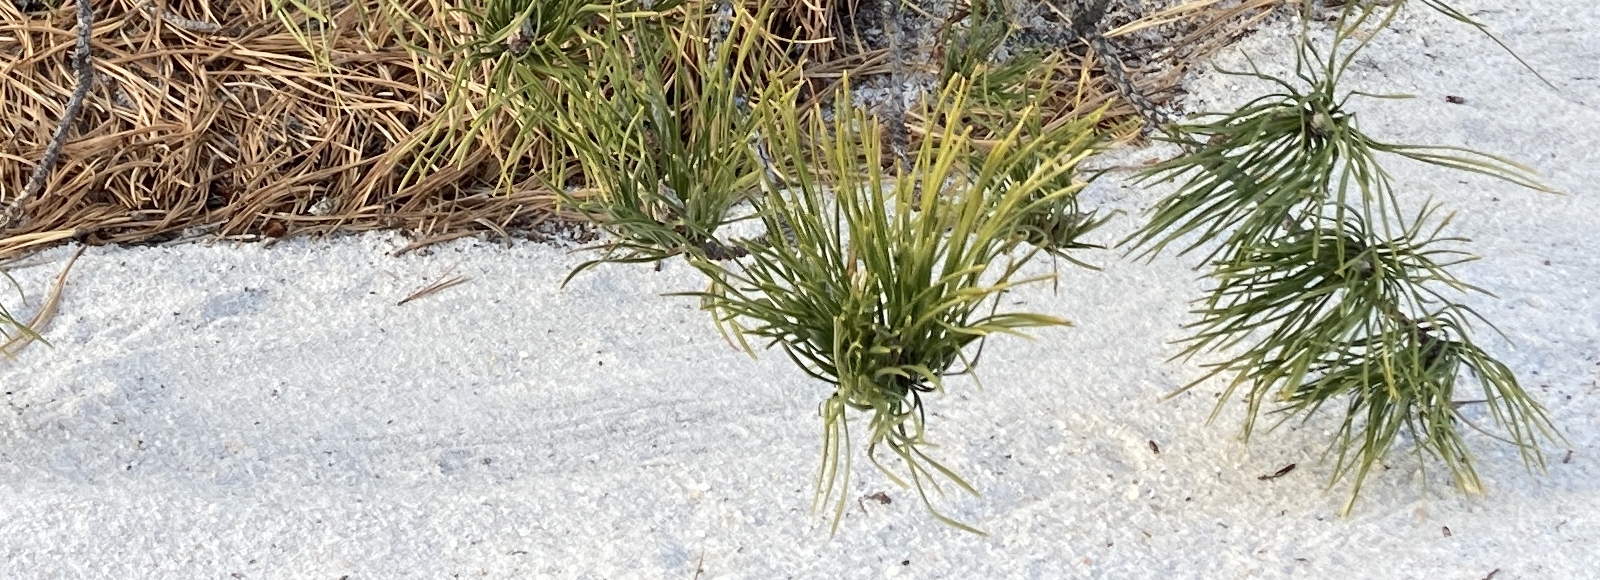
[400,0,682,196]
[1127,5,1561,514]
[547,3,775,282]
[692,75,1105,533]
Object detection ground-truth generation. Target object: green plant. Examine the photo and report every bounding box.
[692,75,1105,533]
[939,0,1024,88]
[1127,5,1560,514]
[0,271,32,349]
[941,4,1114,268]
[399,0,684,195]
[938,3,1067,141]
[548,2,776,281]
[989,95,1116,271]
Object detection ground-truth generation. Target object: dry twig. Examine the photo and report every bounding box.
[3,0,95,232]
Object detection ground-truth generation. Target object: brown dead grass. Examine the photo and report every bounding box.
[0,0,1283,260]
[0,0,569,258]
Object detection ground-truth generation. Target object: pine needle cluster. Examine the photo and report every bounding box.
[540,3,1109,532]
[692,76,1105,532]
[1128,3,1561,513]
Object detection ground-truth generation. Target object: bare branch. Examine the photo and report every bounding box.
[2,0,96,232]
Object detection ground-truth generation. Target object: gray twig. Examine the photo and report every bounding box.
[881,0,912,173]
[1068,0,1170,133]
[3,0,96,232]
[142,1,222,34]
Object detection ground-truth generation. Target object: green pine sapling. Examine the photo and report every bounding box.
[1127,3,1561,514]
[692,75,1106,532]
[547,3,770,282]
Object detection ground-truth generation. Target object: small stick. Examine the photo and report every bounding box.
[1258,463,1296,480]
[689,547,706,580]
[141,1,222,33]
[3,0,96,231]
[879,0,913,181]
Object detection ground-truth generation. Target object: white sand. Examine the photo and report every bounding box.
[2,1,1596,577]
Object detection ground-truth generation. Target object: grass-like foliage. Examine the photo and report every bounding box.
[1127,5,1560,514]
[461,0,621,75]
[550,3,775,281]
[401,0,682,195]
[0,274,32,350]
[939,0,1029,92]
[692,76,1104,533]
[992,102,1116,270]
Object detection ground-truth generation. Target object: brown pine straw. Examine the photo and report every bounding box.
[0,0,1283,262]
[0,245,84,357]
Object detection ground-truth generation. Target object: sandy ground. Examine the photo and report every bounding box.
[1,1,1597,578]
